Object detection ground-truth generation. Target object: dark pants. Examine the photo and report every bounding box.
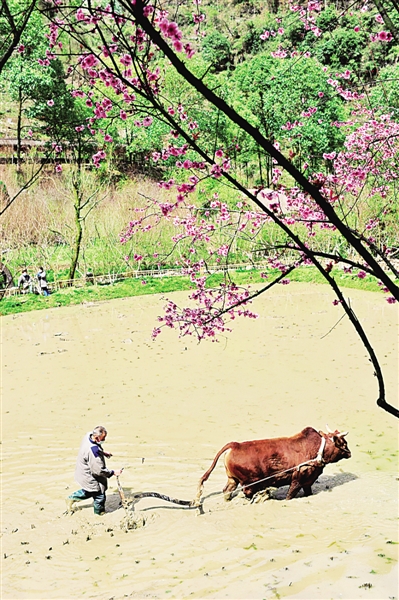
[68,489,106,514]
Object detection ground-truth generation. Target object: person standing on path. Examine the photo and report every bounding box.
[67,426,123,515]
[37,266,50,296]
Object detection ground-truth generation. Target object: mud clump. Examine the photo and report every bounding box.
[120,511,146,532]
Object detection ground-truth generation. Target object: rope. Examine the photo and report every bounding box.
[131,491,192,506]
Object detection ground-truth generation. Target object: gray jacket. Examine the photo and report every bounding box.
[75,432,114,493]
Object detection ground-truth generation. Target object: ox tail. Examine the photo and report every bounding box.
[191,442,234,507]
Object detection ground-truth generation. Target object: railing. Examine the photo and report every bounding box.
[2,262,270,298]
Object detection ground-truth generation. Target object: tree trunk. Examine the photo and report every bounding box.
[68,177,83,281]
[16,86,22,172]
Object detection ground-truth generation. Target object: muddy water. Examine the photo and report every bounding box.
[2,283,398,599]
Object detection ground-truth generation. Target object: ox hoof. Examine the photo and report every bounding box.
[250,489,273,504]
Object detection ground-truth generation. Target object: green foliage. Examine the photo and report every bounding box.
[0,8,92,154]
[201,31,232,71]
[369,63,399,118]
[315,28,368,69]
[25,59,87,141]
[316,7,339,33]
[229,54,346,166]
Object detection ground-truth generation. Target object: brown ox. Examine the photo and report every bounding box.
[193,427,351,505]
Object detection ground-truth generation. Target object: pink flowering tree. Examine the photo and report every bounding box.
[36,0,398,416]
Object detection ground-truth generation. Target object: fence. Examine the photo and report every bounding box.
[3,262,270,298]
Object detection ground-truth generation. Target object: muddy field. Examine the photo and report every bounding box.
[2,283,398,599]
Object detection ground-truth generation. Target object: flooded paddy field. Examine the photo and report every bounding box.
[2,283,398,599]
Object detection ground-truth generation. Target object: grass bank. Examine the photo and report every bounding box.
[0,266,389,317]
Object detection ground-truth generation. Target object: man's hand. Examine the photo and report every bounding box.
[114,468,124,477]
[103,451,113,458]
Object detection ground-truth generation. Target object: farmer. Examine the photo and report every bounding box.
[37,266,49,296]
[18,268,31,293]
[66,426,123,515]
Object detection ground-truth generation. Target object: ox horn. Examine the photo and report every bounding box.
[326,424,334,433]
[337,431,349,437]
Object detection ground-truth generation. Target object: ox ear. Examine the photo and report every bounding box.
[318,430,325,437]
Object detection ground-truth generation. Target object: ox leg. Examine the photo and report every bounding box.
[302,485,313,497]
[286,479,301,500]
[223,477,238,501]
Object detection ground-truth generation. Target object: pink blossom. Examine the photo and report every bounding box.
[104,134,113,142]
[80,54,98,69]
[354,26,360,32]
[386,297,396,304]
[323,151,336,160]
[174,40,183,52]
[217,245,229,256]
[55,164,62,173]
[76,8,87,21]
[357,270,367,279]
[120,54,132,66]
[47,99,54,107]
[143,116,153,126]
[210,164,222,178]
[378,31,392,42]
[143,5,153,17]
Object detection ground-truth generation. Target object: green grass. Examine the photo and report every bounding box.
[0,266,391,317]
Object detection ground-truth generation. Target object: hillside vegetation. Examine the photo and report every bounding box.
[0,0,398,286]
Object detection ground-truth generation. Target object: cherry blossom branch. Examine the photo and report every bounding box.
[200,263,300,327]
[323,272,398,417]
